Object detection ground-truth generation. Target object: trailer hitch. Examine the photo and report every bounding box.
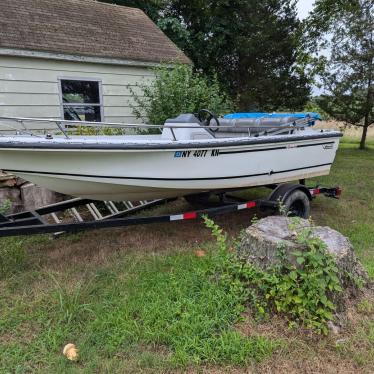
[310,186,342,199]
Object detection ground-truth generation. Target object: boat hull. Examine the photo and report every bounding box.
[0,134,341,201]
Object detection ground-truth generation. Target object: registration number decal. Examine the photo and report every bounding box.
[174,149,220,158]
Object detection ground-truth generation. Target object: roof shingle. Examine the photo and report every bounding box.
[0,0,190,64]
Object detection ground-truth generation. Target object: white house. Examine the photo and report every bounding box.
[0,0,190,124]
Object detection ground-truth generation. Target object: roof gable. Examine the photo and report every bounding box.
[0,0,190,64]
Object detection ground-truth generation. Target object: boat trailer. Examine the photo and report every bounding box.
[0,184,342,237]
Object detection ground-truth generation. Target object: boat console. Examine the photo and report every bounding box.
[161,110,319,141]
[162,113,214,141]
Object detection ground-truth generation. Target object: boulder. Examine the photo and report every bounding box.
[16,177,27,186]
[20,183,64,210]
[0,171,17,188]
[238,216,370,315]
[0,187,23,213]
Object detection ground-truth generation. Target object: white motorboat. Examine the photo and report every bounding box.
[0,111,342,201]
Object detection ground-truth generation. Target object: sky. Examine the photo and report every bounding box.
[296,0,315,20]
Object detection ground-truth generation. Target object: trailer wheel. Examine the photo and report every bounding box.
[282,189,310,218]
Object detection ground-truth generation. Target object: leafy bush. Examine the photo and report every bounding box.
[204,216,342,334]
[129,64,235,126]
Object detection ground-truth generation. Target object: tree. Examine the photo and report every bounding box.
[130,64,234,126]
[158,0,311,111]
[100,0,311,112]
[306,0,374,149]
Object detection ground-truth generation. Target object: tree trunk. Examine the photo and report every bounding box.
[359,113,370,150]
[359,125,368,150]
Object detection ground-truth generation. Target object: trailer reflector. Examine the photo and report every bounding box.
[170,212,197,221]
[246,201,257,209]
[238,201,257,210]
[183,212,198,220]
[310,188,321,196]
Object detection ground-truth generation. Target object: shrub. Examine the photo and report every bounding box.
[129,64,235,126]
[204,216,342,334]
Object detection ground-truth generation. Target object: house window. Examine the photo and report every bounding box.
[59,79,103,122]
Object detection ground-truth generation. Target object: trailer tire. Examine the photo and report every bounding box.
[282,189,310,218]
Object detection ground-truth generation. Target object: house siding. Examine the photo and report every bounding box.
[0,55,154,123]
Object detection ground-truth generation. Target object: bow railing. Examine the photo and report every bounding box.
[0,115,314,140]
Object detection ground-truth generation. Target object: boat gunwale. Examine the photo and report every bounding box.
[0,132,342,151]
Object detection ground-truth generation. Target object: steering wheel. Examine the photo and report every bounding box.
[197,109,220,132]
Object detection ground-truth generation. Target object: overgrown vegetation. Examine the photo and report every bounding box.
[204,216,342,334]
[130,64,234,126]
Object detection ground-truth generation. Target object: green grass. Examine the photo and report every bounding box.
[86,253,276,366]
[0,235,49,278]
[0,250,278,372]
[0,140,373,372]
[309,143,374,278]
[341,136,374,147]
[0,237,27,277]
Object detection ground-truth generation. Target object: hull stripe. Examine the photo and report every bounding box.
[220,141,335,155]
[5,162,332,182]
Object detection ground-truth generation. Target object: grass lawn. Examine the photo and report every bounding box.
[0,140,373,373]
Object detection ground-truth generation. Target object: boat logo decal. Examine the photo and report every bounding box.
[174,149,220,158]
[323,144,334,149]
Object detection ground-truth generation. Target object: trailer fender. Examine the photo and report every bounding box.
[268,183,312,218]
[268,183,312,202]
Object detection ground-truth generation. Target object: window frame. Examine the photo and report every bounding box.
[58,76,104,122]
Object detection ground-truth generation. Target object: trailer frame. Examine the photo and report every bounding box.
[0,184,342,237]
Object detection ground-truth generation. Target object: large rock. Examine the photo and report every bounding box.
[0,187,22,213]
[20,183,64,210]
[238,216,370,314]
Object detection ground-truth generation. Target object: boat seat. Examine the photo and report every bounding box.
[217,116,298,132]
[161,114,300,140]
[214,116,300,137]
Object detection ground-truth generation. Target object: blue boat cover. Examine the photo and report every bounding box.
[223,112,321,126]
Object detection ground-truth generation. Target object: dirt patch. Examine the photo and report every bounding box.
[30,199,255,270]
